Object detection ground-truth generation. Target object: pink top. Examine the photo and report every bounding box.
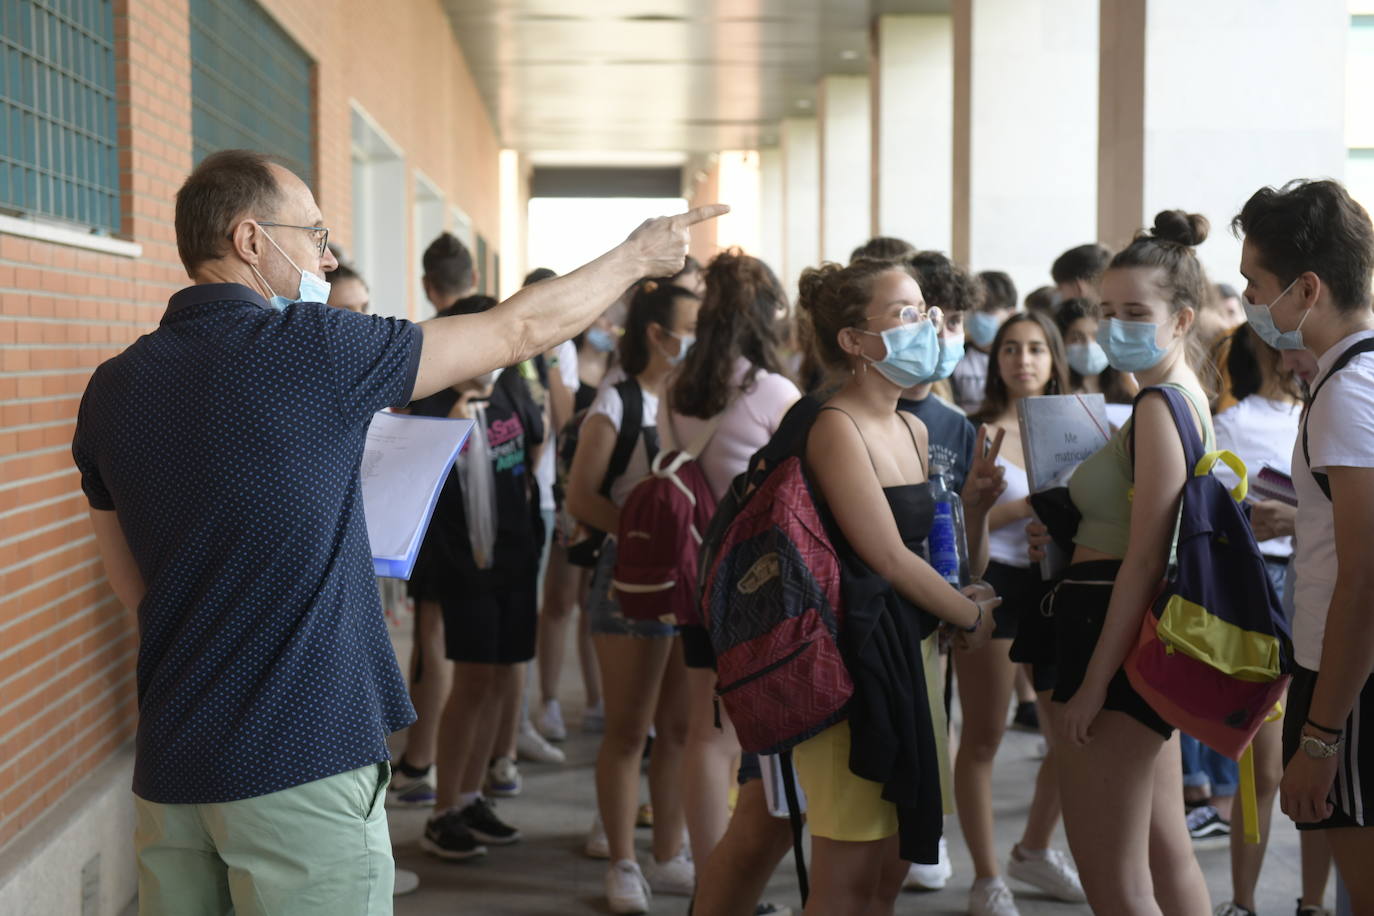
[662,358,801,501]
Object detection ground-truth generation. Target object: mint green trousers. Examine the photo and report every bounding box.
[134,762,393,915]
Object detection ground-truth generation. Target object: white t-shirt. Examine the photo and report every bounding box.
[987,456,1032,568]
[586,379,658,507]
[951,349,989,415]
[664,359,801,501]
[1291,329,1374,670]
[536,340,580,511]
[1211,395,1300,559]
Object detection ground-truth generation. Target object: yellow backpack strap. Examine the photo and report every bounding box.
[1238,746,1260,845]
[1194,449,1248,502]
[1238,703,1284,846]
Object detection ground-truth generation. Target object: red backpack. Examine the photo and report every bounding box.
[698,397,852,755]
[612,412,724,626]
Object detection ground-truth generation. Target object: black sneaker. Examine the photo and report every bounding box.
[1186,804,1230,844]
[460,796,521,845]
[420,809,488,861]
[1011,701,1041,732]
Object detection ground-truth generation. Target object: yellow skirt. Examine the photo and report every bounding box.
[792,633,953,842]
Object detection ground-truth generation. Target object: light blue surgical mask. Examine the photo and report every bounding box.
[1066,340,1110,377]
[966,311,1001,348]
[252,229,332,310]
[921,332,966,383]
[1243,278,1306,351]
[666,332,695,366]
[587,327,617,353]
[861,319,941,388]
[1096,317,1169,373]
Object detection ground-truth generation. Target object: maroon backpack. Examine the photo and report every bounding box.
[699,398,852,755]
[612,442,720,626]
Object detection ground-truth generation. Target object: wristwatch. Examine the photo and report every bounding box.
[1299,733,1342,759]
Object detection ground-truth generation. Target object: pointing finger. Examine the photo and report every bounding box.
[672,203,731,227]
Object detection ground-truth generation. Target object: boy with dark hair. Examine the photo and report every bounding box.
[1235,178,1374,912]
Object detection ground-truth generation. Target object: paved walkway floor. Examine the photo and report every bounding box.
[122,608,1335,915]
[387,706,1325,915]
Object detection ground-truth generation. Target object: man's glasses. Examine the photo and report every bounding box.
[257,221,330,258]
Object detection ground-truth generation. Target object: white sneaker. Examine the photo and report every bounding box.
[585,814,610,859]
[583,701,606,733]
[644,850,694,896]
[516,720,566,764]
[969,876,1020,916]
[536,698,567,741]
[606,859,651,914]
[385,766,436,808]
[485,756,522,797]
[1006,847,1086,903]
[392,868,419,896]
[905,837,953,890]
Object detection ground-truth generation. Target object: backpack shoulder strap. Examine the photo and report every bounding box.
[1302,336,1374,500]
[599,380,643,497]
[1128,384,1205,473]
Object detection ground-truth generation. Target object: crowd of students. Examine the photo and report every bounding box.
[313,180,1374,916]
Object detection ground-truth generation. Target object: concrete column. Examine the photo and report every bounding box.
[758,146,785,282]
[781,117,820,296]
[818,74,871,263]
[1098,0,1347,287]
[871,14,953,253]
[953,0,1099,297]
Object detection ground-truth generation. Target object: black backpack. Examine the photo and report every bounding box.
[1300,336,1374,500]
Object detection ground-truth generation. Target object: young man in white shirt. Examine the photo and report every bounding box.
[1235,178,1374,913]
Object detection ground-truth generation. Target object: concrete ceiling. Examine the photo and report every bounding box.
[441,0,949,157]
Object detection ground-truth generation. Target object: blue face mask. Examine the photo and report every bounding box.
[1066,340,1110,376]
[1096,317,1169,373]
[666,332,695,366]
[861,319,941,388]
[253,228,331,310]
[1243,279,1306,351]
[587,327,617,353]
[921,333,965,384]
[966,311,1001,348]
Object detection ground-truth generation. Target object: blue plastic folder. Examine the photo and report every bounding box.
[361,411,475,579]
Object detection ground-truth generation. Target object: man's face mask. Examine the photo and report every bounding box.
[1243,278,1307,351]
[251,227,332,310]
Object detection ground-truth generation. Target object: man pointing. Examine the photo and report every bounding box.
[71,148,725,915]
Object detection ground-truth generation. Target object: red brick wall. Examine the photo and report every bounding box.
[0,0,500,851]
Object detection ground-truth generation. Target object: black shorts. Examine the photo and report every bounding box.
[1048,560,1173,740]
[1009,575,1057,693]
[440,583,538,665]
[1282,664,1374,830]
[982,560,1048,641]
[680,624,717,671]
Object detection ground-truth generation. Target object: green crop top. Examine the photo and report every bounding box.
[1068,384,1214,559]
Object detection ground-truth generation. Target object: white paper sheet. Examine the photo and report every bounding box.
[361,411,475,579]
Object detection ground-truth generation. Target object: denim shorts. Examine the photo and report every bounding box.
[587,540,677,638]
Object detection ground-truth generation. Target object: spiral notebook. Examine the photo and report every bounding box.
[361,411,475,579]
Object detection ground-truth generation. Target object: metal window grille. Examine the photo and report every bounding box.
[0,0,119,232]
[189,0,313,188]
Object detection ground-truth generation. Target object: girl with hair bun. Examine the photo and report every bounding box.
[791,258,1005,914]
[1037,209,1216,914]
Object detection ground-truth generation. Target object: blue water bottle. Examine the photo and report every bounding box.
[927,464,970,587]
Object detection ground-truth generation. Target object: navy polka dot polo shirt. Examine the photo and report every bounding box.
[72,283,423,805]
